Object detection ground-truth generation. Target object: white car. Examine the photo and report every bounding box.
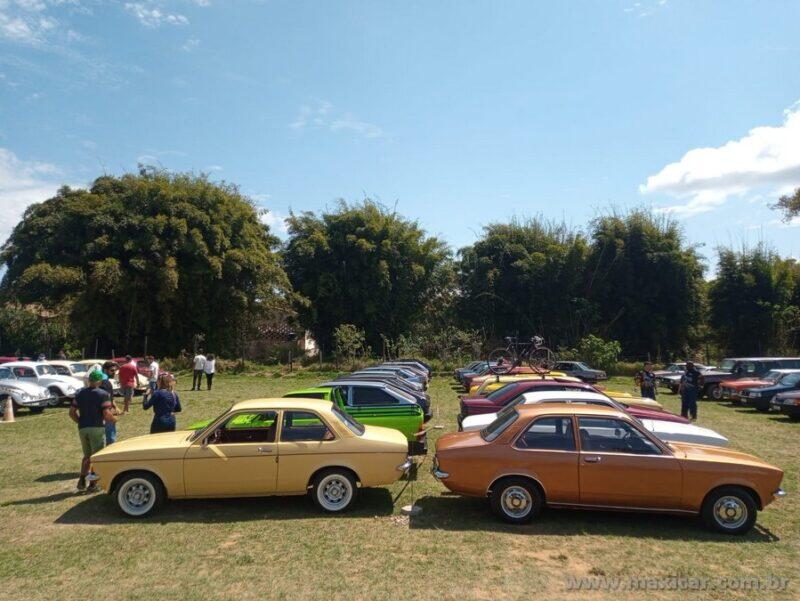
[0,365,57,414]
[3,361,84,406]
[460,391,730,447]
[50,360,122,393]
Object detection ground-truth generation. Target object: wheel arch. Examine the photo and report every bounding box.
[487,473,547,502]
[109,468,169,498]
[306,465,361,490]
[702,483,763,511]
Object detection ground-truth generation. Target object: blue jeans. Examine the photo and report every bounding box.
[681,388,698,419]
[105,421,117,445]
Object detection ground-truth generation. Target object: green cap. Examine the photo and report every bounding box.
[88,370,104,383]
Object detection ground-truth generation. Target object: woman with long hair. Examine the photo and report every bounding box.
[143,373,182,434]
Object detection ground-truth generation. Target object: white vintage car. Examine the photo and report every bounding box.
[0,365,57,414]
[4,361,83,406]
[459,390,730,447]
[50,360,122,394]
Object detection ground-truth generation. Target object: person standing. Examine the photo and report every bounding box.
[679,361,701,421]
[69,371,115,492]
[147,355,159,393]
[634,361,658,400]
[191,350,206,391]
[99,361,120,445]
[56,349,67,360]
[143,373,182,433]
[204,353,216,390]
[117,355,138,414]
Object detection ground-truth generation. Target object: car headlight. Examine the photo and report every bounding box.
[20,393,33,401]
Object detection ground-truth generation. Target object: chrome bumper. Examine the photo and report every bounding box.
[774,488,787,499]
[396,457,414,472]
[432,468,450,479]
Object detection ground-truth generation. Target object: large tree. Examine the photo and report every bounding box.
[0,168,290,356]
[457,219,592,347]
[585,210,705,360]
[283,200,449,352]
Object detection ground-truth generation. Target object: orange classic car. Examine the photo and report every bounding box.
[432,404,785,534]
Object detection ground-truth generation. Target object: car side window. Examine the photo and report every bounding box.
[13,367,35,378]
[281,411,334,442]
[351,387,397,406]
[515,416,576,451]
[0,367,12,379]
[578,418,661,455]
[211,411,277,444]
[52,365,70,375]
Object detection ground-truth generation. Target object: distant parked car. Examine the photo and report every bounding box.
[3,361,83,405]
[720,369,800,403]
[740,371,800,412]
[552,361,607,382]
[655,363,713,393]
[0,365,57,414]
[433,404,785,534]
[700,357,800,400]
[111,357,150,392]
[770,391,800,418]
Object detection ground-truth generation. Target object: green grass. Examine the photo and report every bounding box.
[0,374,797,600]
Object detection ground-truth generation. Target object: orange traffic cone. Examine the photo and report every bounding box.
[1,397,14,423]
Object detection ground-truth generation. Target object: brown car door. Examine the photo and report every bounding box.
[577,417,683,509]
[508,415,580,504]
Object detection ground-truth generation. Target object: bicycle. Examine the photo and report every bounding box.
[486,335,557,375]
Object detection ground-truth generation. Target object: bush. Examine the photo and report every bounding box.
[560,335,621,373]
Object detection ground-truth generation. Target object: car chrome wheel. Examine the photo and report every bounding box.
[118,477,157,517]
[713,495,748,530]
[317,474,353,511]
[500,485,532,518]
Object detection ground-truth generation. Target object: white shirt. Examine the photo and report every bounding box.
[149,361,159,382]
[203,359,216,374]
[193,354,206,370]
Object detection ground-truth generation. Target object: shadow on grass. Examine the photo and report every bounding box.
[35,472,80,483]
[55,487,395,525]
[3,491,78,506]
[767,415,800,423]
[408,495,781,543]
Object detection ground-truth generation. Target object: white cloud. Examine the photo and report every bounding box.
[181,36,199,51]
[290,99,384,139]
[124,2,189,27]
[642,102,800,216]
[0,147,62,243]
[259,209,288,236]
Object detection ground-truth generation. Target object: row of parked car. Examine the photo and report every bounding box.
[439,360,786,534]
[0,357,152,416]
[656,357,800,418]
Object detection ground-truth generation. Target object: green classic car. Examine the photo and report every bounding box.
[284,385,427,455]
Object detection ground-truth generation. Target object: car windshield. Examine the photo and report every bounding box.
[778,373,800,386]
[35,365,56,375]
[480,408,519,442]
[720,359,736,371]
[70,363,88,373]
[486,383,515,400]
[763,370,783,383]
[331,404,365,436]
[575,362,590,370]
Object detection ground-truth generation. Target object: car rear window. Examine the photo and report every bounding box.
[481,409,519,442]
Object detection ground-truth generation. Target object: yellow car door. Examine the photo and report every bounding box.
[275,410,343,493]
[183,410,280,497]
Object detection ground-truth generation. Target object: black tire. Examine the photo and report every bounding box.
[701,486,758,535]
[310,468,358,513]
[527,347,556,372]
[487,348,515,375]
[28,406,45,414]
[114,471,165,518]
[490,477,543,524]
[47,387,62,406]
[705,384,722,401]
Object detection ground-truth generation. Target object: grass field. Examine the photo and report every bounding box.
[0,373,797,600]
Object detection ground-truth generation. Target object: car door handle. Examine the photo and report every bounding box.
[257,447,273,453]
[583,455,602,463]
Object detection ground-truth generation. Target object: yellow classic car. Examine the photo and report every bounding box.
[90,398,412,517]
[469,373,579,395]
[610,395,663,411]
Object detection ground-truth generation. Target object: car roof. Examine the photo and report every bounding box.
[231,398,333,412]
[515,403,628,420]
[3,361,44,367]
[322,380,384,388]
[522,391,608,402]
[285,387,330,394]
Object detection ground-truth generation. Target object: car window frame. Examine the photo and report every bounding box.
[512,415,578,452]
[279,409,337,443]
[348,385,400,407]
[207,410,280,445]
[576,416,670,457]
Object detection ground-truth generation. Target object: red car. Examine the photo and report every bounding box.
[457,379,689,428]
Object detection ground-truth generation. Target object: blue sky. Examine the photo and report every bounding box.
[2,0,800,271]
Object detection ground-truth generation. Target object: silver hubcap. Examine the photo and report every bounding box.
[118,478,156,516]
[713,496,747,529]
[501,485,532,518]
[318,475,352,511]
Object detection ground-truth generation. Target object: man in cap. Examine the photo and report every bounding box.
[69,370,115,492]
[678,360,701,421]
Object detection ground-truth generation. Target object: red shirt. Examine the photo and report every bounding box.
[118,362,138,388]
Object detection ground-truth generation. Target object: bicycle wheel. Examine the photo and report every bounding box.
[487,348,516,375]
[527,347,556,373]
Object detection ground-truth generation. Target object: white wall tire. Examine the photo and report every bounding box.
[115,472,164,518]
[311,469,358,513]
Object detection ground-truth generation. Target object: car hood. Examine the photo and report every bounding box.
[92,430,193,461]
[639,419,729,447]
[723,379,770,389]
[669,442,781,471]
[0,378,51,395]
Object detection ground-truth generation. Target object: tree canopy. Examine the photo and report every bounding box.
[0,169,290,356]
[283,200,449,352]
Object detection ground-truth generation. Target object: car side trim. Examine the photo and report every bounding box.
[547,501,697,515]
